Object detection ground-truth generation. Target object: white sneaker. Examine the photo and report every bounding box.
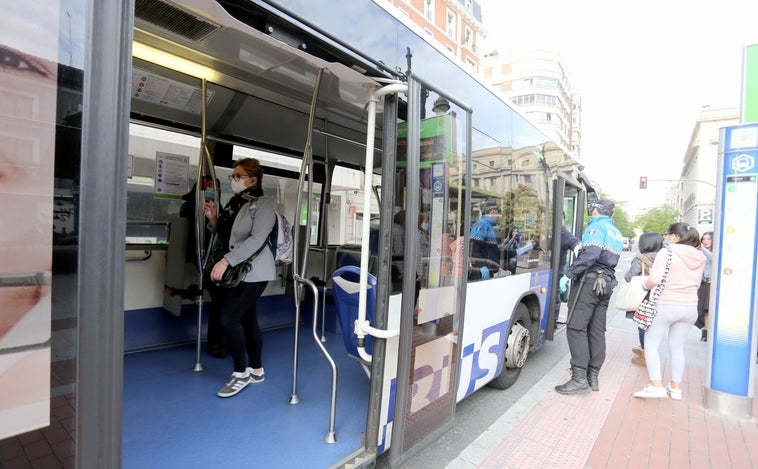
[665,384,682,400]
[633,384,667,399]
[217,371,252,398]
[246,367,265,383]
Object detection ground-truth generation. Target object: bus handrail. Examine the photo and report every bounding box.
[293,274,338,443]
[354,83,407,364]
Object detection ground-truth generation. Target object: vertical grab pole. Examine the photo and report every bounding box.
[289,69,324,404]
[192,78,208,372]
[192,78,220,372]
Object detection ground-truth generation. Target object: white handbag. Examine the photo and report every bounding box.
[615,276,649,311]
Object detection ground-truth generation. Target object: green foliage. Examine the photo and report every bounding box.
[611,207,635,238]
[578,202,634,238]
[635,205,680,234]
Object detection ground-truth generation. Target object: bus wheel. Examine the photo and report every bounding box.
[488,304,531,390]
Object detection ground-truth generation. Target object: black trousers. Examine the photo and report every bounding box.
[220,281,268,372]
[566,275,614,369]
[695,280,710,329]
[206,282,226,345]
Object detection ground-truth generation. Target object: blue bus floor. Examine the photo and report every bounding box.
[122,326,370,469]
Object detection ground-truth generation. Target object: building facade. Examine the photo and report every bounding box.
[482,50,581,157]
[376,0,487,74]
[677,106,739,234]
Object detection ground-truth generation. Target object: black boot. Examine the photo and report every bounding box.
[587,366,600,391]
[555,366,591,395]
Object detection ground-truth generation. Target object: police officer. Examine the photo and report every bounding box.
[555,199,623,394]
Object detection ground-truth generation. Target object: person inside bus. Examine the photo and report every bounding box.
[203,158,276,398]
[391,208,405,292]
[502,226,524,274]
[469,201,502,277]
[179,178,227,358]
[469,202,533,279]
[415,211,430,299]
[555,199,622,395]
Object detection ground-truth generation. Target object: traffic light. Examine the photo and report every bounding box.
[639,176,648,189]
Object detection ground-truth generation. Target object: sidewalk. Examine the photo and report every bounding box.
[446,314,758,469]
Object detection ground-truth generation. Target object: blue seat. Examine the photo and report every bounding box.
[331,265,376,358]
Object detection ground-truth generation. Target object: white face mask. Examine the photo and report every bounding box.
[231,179,248,194]
[421,222,429,231]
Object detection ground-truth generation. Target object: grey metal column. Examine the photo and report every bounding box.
[76,0,133,467]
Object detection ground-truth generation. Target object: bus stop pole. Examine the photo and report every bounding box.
[703,122,758,418]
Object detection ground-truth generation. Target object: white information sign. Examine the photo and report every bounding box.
[154,152,189,199]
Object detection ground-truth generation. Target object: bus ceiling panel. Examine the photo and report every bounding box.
[133,0,380,121]
[215,94,377,166]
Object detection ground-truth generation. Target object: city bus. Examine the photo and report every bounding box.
[0,0,598,467]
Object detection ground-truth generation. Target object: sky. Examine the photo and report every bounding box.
[480,0,758,213]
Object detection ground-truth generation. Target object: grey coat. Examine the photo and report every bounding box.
[223,195,277,283]
[624,251,656,282]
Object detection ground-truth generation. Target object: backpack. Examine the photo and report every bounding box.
[268,211,293,266]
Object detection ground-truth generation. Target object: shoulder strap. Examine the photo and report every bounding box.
[634,252,652,275]
[244,198,269,261]
[649,247,672,302]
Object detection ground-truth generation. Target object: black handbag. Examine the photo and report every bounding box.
[205,249,253,289]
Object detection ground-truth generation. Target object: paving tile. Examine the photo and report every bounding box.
[448,326,758,469]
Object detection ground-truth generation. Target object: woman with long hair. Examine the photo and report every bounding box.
[633,222,705,400]
[696,231,713,341]
[624,232,663,367]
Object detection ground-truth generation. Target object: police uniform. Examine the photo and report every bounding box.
[556,200,623,394]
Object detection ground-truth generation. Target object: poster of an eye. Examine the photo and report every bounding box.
[0,42,56,438]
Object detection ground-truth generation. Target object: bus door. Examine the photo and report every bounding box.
[546,176,584,340]
[388,76,472,466]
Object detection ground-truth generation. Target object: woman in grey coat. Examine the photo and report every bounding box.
[204,158,276,398]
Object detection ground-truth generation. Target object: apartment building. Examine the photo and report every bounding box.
[376,2,582,159]
[677,106,739,234]
[376,0,486,74]
[482,50,580,157]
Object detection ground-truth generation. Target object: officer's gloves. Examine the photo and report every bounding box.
[593,276,607,296]
[559,275,570,293]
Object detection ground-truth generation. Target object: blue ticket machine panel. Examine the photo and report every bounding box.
[706,123,758,409]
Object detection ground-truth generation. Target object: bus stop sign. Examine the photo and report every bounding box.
[705,123,758,418]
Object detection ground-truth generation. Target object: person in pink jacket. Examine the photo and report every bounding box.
[633,222,706,400]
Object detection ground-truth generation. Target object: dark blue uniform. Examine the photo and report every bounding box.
[565,215,623,371]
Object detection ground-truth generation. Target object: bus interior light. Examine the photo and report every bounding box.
[132,41,219,82]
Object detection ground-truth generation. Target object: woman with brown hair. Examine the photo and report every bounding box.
[633,222,705,400]
[696,231,713,341]
[203,158,276,398]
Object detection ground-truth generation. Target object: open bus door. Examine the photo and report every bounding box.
[387,76,472,466]
[546,176,585,340]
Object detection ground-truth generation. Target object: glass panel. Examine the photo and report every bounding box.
[398,88,468,451]
[0,1,85,465]
[329,165,377,246]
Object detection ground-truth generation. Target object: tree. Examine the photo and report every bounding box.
[635,205,679,234]
[611,207,635,238]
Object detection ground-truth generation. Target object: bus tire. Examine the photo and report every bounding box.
[488,303,531,390]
